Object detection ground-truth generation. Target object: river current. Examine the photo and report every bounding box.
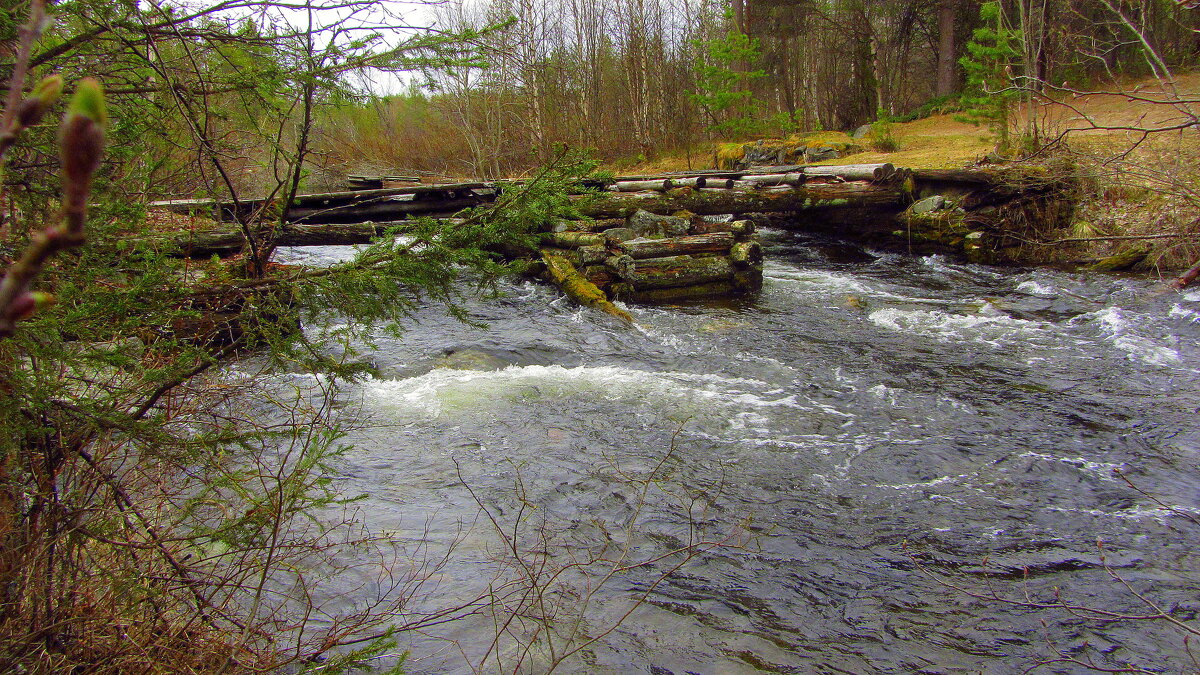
[276,227,1200,673]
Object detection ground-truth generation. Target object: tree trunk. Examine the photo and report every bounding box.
[936,0,959,97]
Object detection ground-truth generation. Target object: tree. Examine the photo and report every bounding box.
[690,14,766,139]
[957,0,1023,154]
[0,1,570,670]
[936,0,962,97]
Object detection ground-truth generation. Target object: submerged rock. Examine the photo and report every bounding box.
[434,348,510,371]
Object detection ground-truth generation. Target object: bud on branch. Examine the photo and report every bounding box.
[0,78,106,337]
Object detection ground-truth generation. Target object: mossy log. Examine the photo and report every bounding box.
[547,218,625,233]
[617,232,735,259]
[541,244,608,267]
[605,254,636,279]
[541,252,633,323]
[1088,247,1150,272]
[611,281,736,303]
[577,182,902,219]
[689,219,756,238]
[542,231,606,248]
[581,264,618,287]
[628,254,736,289]
[731,241,763,267]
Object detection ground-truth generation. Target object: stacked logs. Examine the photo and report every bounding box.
[539,209,762,305]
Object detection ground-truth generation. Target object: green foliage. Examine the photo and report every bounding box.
[956,1,1022,154]
[893,94,962,123]
[690,15,767,139]
[869,109,899,152]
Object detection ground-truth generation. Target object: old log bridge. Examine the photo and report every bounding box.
[148,163,931,257]
[147,163,1073,305]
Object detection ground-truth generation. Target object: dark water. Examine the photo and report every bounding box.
[277,229,1200,673]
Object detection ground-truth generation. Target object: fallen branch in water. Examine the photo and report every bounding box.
[1032,233,1200,245]
[1170,257,1200,290]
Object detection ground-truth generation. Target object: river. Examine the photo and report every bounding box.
[276,227,1200,673]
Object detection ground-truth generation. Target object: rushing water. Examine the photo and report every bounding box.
[277,228,1200,674]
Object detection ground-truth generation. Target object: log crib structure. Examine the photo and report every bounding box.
[149,162,1074,309]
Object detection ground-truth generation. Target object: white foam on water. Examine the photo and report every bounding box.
[1016,280,1057,297]
[1083,307,1182,367]
[764,264,925,302]
[1017,451,1125,481]
[877,474,962,490]
[361,364,804,421]
[868,307,1049,345]
[1184,290,1200,302]
[1169,304,1200,324]
[1045,504,1200,523]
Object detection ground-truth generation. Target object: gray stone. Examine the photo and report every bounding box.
[851,124,873,140]
[804,146,842,162]
[910,195,948,214]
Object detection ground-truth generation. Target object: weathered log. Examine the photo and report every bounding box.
[628,209,691,237]
[540,245,607,267]
[733,269,763,292]
[611,281,737,303]
[603,228,638,246]
[574,245,609,266]
[1171,257,1200,290]
[688,218,756,238]
[731,219,756,239]
[605,254,636,279]
[581,264,618,287]
[737,173,804,187]
[613,179,673,192]
[617,232,736,259]
[542,231,605,248]
[548,218,624,233]
[731,241,763,267]
[628,254,735,289]
[578,182,904,219]
[1087,247,1149,272]
[541,252,632,323]
[795,164,894,182]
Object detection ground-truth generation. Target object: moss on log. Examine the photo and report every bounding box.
[542,231,605,248]
[577,183,903,219]
[612,281,737,303]
[628,254,736,289]
[731,241,763,267]
[617,232,735,259]
[541,252,633,323]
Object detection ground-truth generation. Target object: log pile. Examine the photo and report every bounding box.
[540,209,762,304]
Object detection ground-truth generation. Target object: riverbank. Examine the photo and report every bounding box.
[610,73,1200,278]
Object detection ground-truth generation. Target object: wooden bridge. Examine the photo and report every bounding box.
[149,163,1072,306]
